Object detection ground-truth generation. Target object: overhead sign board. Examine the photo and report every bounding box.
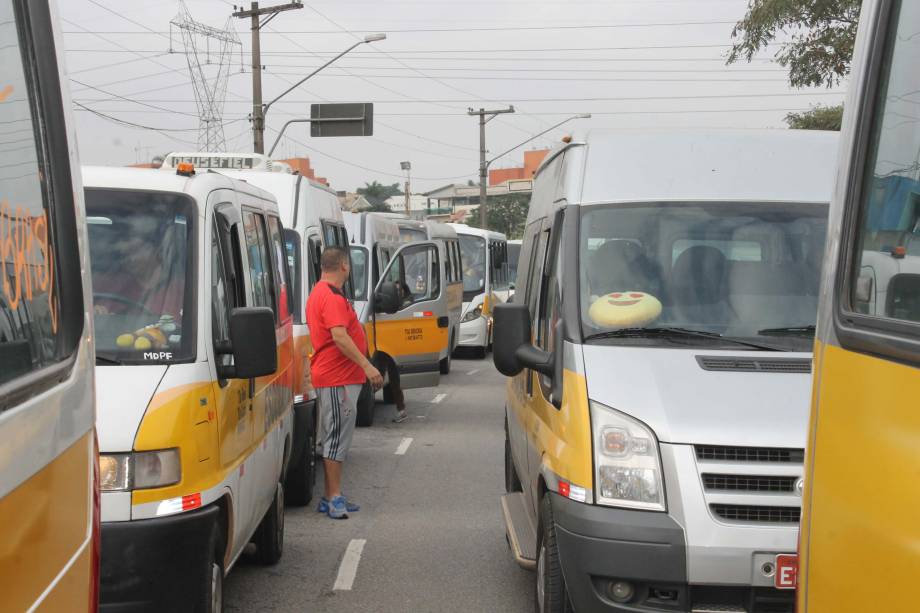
[160,152,289,172]
[310,103,373,137]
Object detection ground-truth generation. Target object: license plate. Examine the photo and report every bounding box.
[774,554,798,589]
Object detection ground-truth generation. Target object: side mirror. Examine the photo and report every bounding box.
[855,274,874,304]
[493,304,554,377]
[374,281,400,314]
[220,307,277,379]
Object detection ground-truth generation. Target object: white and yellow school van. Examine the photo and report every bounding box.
[343,212,450,425]
[0,1,99,610]
[84,164,295,612]
[178,152,350,506]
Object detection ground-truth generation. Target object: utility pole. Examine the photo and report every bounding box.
[401,161,411,216]
[468,106,514,230]
[232,2,303,154]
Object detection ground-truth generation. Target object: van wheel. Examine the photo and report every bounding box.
[505,421,521,493]
[535,496,573,613]
[440,343,452,375]
[196,523,223,613]
[285,404,316,506]
[254,482,284,565]
[356,380,375,427]
[473,346,487,359]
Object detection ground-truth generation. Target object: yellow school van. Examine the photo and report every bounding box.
[799,1,920,611]
[84,164,294,612]
[0,1,99,610]
[181,152,350,505]
[344,212,450,425]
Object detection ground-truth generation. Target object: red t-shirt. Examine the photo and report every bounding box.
[306,281,367,387]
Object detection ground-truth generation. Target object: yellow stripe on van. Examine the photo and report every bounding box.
[374,317,447,357]
[534,369,594,490]
[0,432,92,613]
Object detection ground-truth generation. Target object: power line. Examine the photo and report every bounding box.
[84,0,171,41]
[258,72,789,83]
[70,78,200,116]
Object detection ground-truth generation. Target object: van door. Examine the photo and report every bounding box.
[374,242,446,389]
[210,205,253,555]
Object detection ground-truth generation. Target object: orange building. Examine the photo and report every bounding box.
[280,157,329,186]
[488,148,548,186]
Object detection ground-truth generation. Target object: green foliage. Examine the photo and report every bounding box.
[727,0,861,88]
[357,181,403,207]
[466,194,529,239]
[785,104,844,130]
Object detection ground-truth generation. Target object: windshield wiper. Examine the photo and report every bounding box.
[95,355,122,365]
[757,325,816,337]
[585,326,782,351]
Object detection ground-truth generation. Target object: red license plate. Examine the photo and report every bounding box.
[774,554,798,589]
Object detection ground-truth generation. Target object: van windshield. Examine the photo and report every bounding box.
[459,234,486,298]
[579,202,828,351]
[86,189,196,364]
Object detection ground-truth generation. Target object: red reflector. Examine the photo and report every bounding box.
[423,311,433,317]
[558,481,570,498]
[182,493,202,511]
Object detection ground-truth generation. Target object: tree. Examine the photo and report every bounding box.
[785,104,844,130]
[466,194,529,239]
[727,0,861,89]
[357,181,402,208]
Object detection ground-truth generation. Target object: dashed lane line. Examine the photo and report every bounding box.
[395,437,413,455]
[467,369,480,376]
[431,393,447,404]
[333,539,367,591]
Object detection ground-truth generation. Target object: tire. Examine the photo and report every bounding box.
[195,523,224,613]
[440,339,453,374]
[254,482,284,565]
[356,380,375,427]
[473,345,487,360]
[505,420,522,493]
[535,496,574,613]
[285,404,317,506]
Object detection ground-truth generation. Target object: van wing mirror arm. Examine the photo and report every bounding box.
[515,344,554,376]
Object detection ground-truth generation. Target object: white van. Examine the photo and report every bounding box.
[210,157,350,505]
[493,129,837,613]
[344,212,449,425]
[85,164,294,611]
[449,224,511,357]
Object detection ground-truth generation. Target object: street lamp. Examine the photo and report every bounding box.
[476,112,590,229]
[254,33,386,153]
[400,161,411,215]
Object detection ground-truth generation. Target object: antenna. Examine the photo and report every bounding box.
[170,1,242,152]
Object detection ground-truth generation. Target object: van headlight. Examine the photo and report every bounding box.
[590,401,665,511]
[461,304,483,323]
[99,449,181,492]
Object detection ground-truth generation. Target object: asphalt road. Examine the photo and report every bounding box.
[224,357,534,612]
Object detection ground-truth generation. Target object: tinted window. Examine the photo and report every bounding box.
[87,190,196,363]
[243,211,275,312]
[849,0,920,326]
[350,246,369,301]
[0,6,71,385]
[459,235,486,296]
[283,228,303,324]
[267,217,292,321]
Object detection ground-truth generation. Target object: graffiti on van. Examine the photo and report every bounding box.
[0,199,57,333]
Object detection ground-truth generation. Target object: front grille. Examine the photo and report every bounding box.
[695,445,804,463]
[711,504,801,524]
[702,474,797,493]
[696,356,811,374]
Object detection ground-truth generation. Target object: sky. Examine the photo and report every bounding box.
[60,0,847,193]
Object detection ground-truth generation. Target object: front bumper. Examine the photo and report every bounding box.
[100,504,219,612]
[551,493,794,612]
[458,315,488,347]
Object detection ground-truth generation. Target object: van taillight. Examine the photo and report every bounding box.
[90,433,101,613]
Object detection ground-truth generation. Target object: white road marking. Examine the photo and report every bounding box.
[395,437,413,455]
[467,369,480,376]
[432,393,447,404]
[333,539,367,591]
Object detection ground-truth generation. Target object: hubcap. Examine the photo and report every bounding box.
[536,542,546,612]
[210,562,222,613]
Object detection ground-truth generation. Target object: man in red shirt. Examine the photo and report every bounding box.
[306,247,383,519]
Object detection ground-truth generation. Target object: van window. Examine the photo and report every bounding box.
[211,226,232,370]
[350,246,369,301]
[459,235,486,299]
[242,210,276,313]
[386,244,440,308]
[87,189,196,363]
[444,243,454,284]
[307,234,322,289]
[0,8,75,386]
[579,202,827,350]
[283,229,303,324]
[847,0,920,326]
[267,216,293,321]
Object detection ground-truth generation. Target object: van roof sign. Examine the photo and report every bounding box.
[161,152,289,173]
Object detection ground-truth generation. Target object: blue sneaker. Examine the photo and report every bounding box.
[327,495,351,519]
[318,496,360,514]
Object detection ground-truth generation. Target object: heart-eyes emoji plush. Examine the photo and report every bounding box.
[589,291,662,328]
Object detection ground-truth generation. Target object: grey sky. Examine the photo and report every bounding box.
[61,0,846,193]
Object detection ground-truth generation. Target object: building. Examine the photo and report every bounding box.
[384,193,431,220]
[279,157,329,186]
[337,191,372,212]
[488,148,548,186]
